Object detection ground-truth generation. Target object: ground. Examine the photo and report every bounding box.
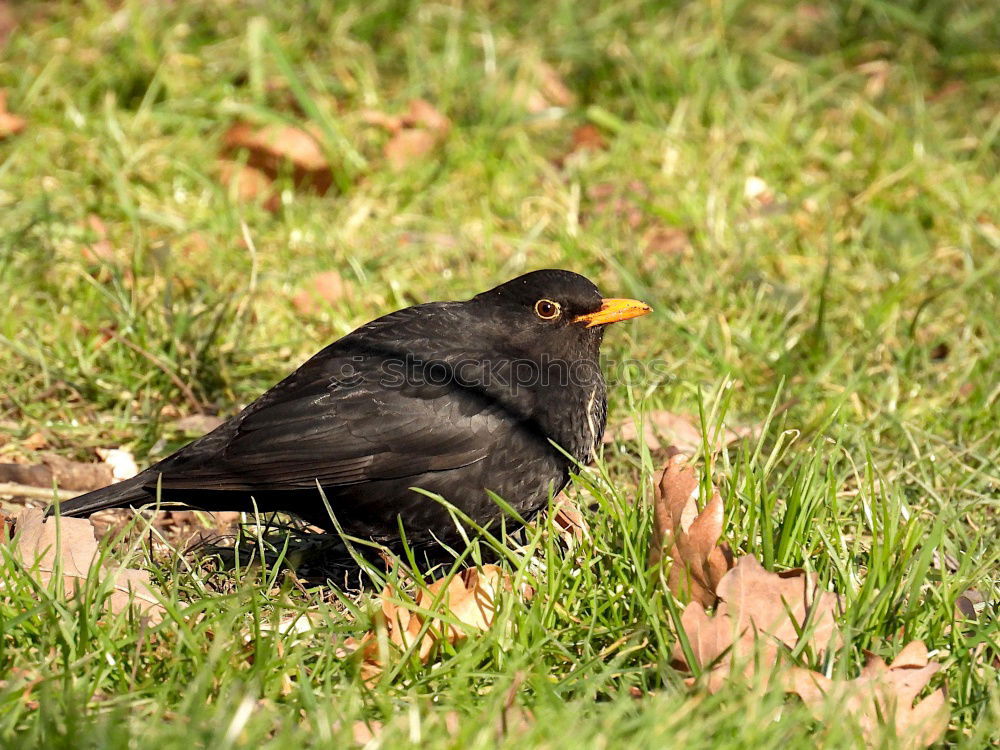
[0,1,997,748]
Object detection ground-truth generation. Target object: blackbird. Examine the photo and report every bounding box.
[53,270,650,552]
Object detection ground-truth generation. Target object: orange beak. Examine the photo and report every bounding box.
[572,298,653,328]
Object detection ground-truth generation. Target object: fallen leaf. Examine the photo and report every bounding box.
[649,452,734,606]
[553,123,609,167]
[7,509,163,622]
[670,555,842,691]
[0,89,25,139]
[364,99,451,171]
[291,270,349,316]
[606,411,751,454]
[81,215,117,264]
[954,589,984,621]
[716,555,841,658]
[857,59,892,99]
[786,641,948,749]
[217,160,280,211]
[550,494,590,549]
[23,431,47,452]
[361,108,403,133]
[221,121,333,195]
[926,80,965,102]
[384,128,438,170]
[340,564,530,681]
[571,123,607,152]
[514,61,575,114]
[258,609,329,638]
[641,226,690,260]
[402,98,451,135]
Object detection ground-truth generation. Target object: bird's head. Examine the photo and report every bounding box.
[471,269,651,360]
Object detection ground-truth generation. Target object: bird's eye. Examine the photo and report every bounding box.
[534,299,561,320]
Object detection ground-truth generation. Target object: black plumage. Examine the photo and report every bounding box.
[53,269,650,552]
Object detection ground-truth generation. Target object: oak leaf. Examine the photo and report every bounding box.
[670,555,842,691]
[649,452,734,606]
[221,121,333,196]
[786,641,948,749]
[291,270,349,316]
[0,89,25,139]
[376,99,451,171]
[549,494,590,550]
[339,564,529,681]
[6,509,163,622]
[217,161,279,211]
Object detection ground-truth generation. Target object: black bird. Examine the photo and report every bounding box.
[53,270,650,552]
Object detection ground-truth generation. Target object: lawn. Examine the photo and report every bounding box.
[0,1,998,748]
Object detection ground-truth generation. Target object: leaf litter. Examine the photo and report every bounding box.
[649,450,734,606]
[0,89,25,139]
[362,98,451,170]
[0,423,968,749]
[2,508,164,623]
[652,446,950,747]
[786,641,948,749]
[335,564,532,681]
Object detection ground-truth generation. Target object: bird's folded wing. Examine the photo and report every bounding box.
[145,354,513,492]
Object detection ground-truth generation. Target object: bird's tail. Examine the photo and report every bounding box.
[49,473,154,518]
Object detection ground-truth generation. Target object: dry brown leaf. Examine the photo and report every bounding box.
[649,452,734,606]
[514,61,575,113]
[717,555,841,657]
[384,128,439,171]
[7,509,163,622]
[403,98,451,135]
[786,641,948,749]
[0,89,25,139]
[671,555,842,691]
[570,123,607,152]
[221,122,333,195]
[257,609,328,638]
[340,565,529,681]
[607,411,751,454]
[954,588,985,622]
[291,270,349,316]
[23,431,47,452]
[361,109,403,133]
[550,494,590,549]
[217,160,279,211]
[81,215,117,264]
[364,99,450,171]
[858,59,892,99]
[642,226,690,260]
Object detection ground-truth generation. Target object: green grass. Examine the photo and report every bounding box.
[1,0,998,747]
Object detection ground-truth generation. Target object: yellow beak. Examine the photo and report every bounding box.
[572,298,653,328]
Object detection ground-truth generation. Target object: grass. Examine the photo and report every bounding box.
[1,0,998,747]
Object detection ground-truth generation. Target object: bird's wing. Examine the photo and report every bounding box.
[147,339,521,493]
